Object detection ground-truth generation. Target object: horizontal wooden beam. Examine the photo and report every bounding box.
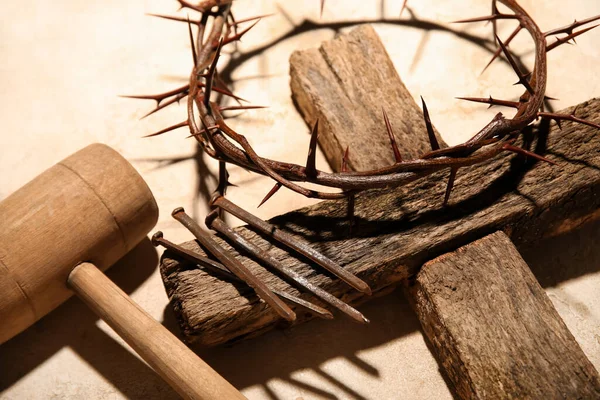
[160,96,600,346]
[292,25,600,399]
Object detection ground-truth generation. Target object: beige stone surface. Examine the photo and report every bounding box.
[1,1,599,399]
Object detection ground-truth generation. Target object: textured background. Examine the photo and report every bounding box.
[1,1,599,399]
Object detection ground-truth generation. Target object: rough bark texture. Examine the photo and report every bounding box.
[292,26,600,399]
[289,24,446,172]
[160,97,600,346]
[406,231,600,399]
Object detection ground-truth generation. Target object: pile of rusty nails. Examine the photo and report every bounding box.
[152,197,370,324]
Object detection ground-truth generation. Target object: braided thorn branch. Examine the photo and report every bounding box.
[137,0,600,205]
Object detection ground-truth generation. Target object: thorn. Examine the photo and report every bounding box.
[185,124,218,139]
[320,0,325,17]
[503,144,557,165]
[481,25,522,75]
[120,84,190,105]
[187,15,197,67]
[399,0,408,17]
[232,13,275,25]
[538,112,600,130]
[456,96,520,109]
[491,0,498,16]
[443,168,458,207]
[204,37,224,109]
[306,119,319,177]
[176,0,203,12]
[490,0,498,43]
[176,0,233,13]
[421,97,439,151]
[216,161,237,197]
[210,85,247,103]
[141,91,188,119]
[544,14,600,37]
[546,25,599,52]
[495,34,534,95]
[222,19,261,46]
[382,108,402,162]
[341,146,350,172]
[452,13,517,24]
[258,183,282,208]
[218,105,267,112]
[143,121,188,138]
[147,13,199,25]
[555,119,563,130]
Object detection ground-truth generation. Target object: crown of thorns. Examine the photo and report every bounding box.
[128,0,600,323]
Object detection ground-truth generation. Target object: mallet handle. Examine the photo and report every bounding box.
[67,262,246,400]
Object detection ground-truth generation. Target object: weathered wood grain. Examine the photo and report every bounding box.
[289,25,446,171]
[293,25,600,399]
[160,96,600,346]
[406,231,600,398]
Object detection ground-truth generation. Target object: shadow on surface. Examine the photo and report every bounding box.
[0,239,179,399]
[197,289,421,399]
[159,218,600,399]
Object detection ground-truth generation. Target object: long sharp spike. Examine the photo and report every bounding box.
[503,144,556,165]
[421,97,439,151]
[443,168,458,207]
[172,207,296,322]
[233,14,275,25]
[152,231,333,319]
[258,183,282,208]
[212,196,372,295]
[382,108,402,163]
[185,124,218,139]
[141,91,188,119]
[490,0,499,43]
[341,146,350,172]
[219,105,267,112]
[187,15,197,67]
[538,112,600,130]
[545,15,600,37]
[222,19,261,46]
[546,25,599,52]
[204,37,224,109]
[456,96,520,109]
[143,120,188,138]
[481,25,522,74]
[495,34,534,94]
[147,13,198,25]
[452,14,517,24]
[120,84,190,105]
[306,119,319,177]
[206,217,368,324]
[400,0,408,17]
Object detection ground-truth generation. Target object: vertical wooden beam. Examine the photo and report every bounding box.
[290,25,445,172]
[406,231,600,398]
[290,24,600,398]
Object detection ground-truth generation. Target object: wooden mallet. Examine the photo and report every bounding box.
[0,143,246,400]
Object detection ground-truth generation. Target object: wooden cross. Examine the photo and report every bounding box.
[161,25,600,398]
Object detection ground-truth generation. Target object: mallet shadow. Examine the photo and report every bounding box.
[0,238,180,399]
